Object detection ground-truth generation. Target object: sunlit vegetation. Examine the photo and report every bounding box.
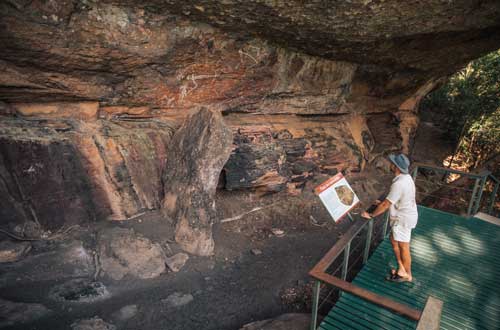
[422,49,500,171]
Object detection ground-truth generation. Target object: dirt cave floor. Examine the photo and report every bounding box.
[0,121,455,330]
[0,187,376,330]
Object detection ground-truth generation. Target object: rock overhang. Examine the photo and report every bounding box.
[118,0,500,69]
[0,0,499,110]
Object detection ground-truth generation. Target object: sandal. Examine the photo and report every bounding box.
[386,273,412,283]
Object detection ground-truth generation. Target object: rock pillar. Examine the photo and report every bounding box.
[162,108,233,256]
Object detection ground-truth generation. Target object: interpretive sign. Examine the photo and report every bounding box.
[314,173,359,222]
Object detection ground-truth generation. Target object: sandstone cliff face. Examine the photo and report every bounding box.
[0,101,406,231]
[0,104,174,229]
[0,1,499,238]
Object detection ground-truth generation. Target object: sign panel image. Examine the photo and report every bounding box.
[314,173,359,222]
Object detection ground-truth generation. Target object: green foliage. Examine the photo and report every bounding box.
[421,49,500,168]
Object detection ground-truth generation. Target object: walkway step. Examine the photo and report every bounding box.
[474,212,500,226]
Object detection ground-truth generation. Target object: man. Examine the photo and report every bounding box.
[361,153,418,283]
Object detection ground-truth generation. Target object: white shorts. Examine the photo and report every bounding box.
[392,222,413,243]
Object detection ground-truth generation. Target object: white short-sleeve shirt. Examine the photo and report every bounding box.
[386,174,418,228]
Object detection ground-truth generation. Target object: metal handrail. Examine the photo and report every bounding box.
[412,162,486,179]
[488,174,499,183]
[411,163,499,217]
[308,213,428,330]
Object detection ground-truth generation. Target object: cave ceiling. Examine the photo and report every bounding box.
[145,0,500,71]
[0,0,499,109]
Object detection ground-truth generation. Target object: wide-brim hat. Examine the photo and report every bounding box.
[388,153,410,174]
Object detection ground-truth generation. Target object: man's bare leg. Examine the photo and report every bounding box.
[398,241,412,281]
[390,233,407,276]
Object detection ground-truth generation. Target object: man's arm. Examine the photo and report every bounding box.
[361,199,392,219]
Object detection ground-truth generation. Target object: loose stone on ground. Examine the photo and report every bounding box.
[240,313,310,330]
[165,252,189,272]
[71,317,116,330]
[161,292,194,308]
[251,248,263,255]
[0,240,31,263]
[49,278,110,303]
[271,228,285,237]
[0,298,51,327]
[112,304,138,321]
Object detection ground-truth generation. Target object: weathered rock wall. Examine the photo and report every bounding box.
[0,104,174,229]
[223,114,373,195]
[1,1,499,233]
[0,102,404,230]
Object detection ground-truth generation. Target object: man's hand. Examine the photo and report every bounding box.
[364,199,391,220]
[361,211,372,219]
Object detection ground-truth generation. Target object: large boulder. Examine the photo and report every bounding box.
[97,227,166,280]
[162,108,233,256]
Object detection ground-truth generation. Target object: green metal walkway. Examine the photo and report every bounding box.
[320,206,500,330]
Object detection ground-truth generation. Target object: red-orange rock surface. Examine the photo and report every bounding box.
[0,111,174,229]
[0,1,499,241]
[2,1,499,113]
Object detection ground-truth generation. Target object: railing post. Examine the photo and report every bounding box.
[363,220,373,264]
[383,211,390,238]
[347,212,354,222]
[488,182,499,215]
[310,280,321,330]
[341,241,351,281]
[412,166,419,181]
[467,178,481,218]
[472,174,488,215]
